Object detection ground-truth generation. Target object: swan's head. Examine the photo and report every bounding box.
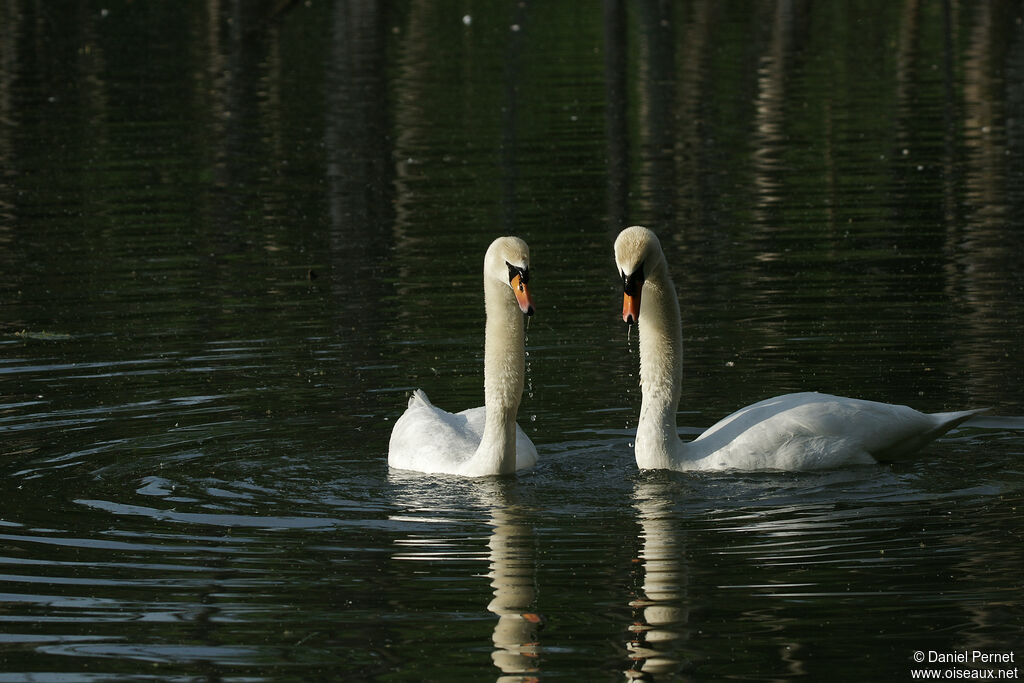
[614,226,663,325]
[485,236,535,316]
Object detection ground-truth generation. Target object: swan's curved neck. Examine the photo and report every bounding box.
[635,268,685,469]
[475,276,526,474]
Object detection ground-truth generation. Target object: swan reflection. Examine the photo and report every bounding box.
[487,504,542,680]
[627,479,690,680]
[389,476,541,680]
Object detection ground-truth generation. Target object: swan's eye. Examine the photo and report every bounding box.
[506,262,529,288]
[623,262,644,295]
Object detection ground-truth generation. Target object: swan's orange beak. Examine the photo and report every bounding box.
[621,265,644,325]
[511,274,535,316]
[622,290,640,325]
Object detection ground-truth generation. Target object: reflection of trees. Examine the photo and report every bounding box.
[750,0,792,225]
[606,0,1023,411]
[325,0,393,213]
[633,1,678,232]
[892,0,1024,408]
[603,0,629,233]
[744,0,796,370]
[324,0,395,393]
[0,0,17,306]
[952,0,1024,407]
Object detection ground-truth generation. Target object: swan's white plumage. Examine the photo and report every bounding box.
[389,390,538,476]
[682,391,982,471]
[614,225,984,472]
[387,236,537,477]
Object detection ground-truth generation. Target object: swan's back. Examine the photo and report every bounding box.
[388,391,483,474]
[686,392,983,471]
[387,390,537,475]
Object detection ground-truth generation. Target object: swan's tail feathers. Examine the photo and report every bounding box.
[875,408,989,463]
[408,389,433,409]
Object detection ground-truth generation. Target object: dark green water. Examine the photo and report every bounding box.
[1,1,1023,680]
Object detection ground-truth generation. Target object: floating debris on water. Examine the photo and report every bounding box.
[14,330,73,341]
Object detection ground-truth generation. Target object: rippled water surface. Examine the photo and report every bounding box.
[2,1,1024,681]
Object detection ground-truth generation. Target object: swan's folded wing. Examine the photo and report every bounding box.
[693,392,981,469]
[387,397,486,474]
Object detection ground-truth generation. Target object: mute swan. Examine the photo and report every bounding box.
[614,225,984,472]
[388,236,538,476]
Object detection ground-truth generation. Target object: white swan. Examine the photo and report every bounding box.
[614,225,984,472]
[388,236,538,476]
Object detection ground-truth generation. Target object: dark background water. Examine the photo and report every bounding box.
[1,1,1023,681]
